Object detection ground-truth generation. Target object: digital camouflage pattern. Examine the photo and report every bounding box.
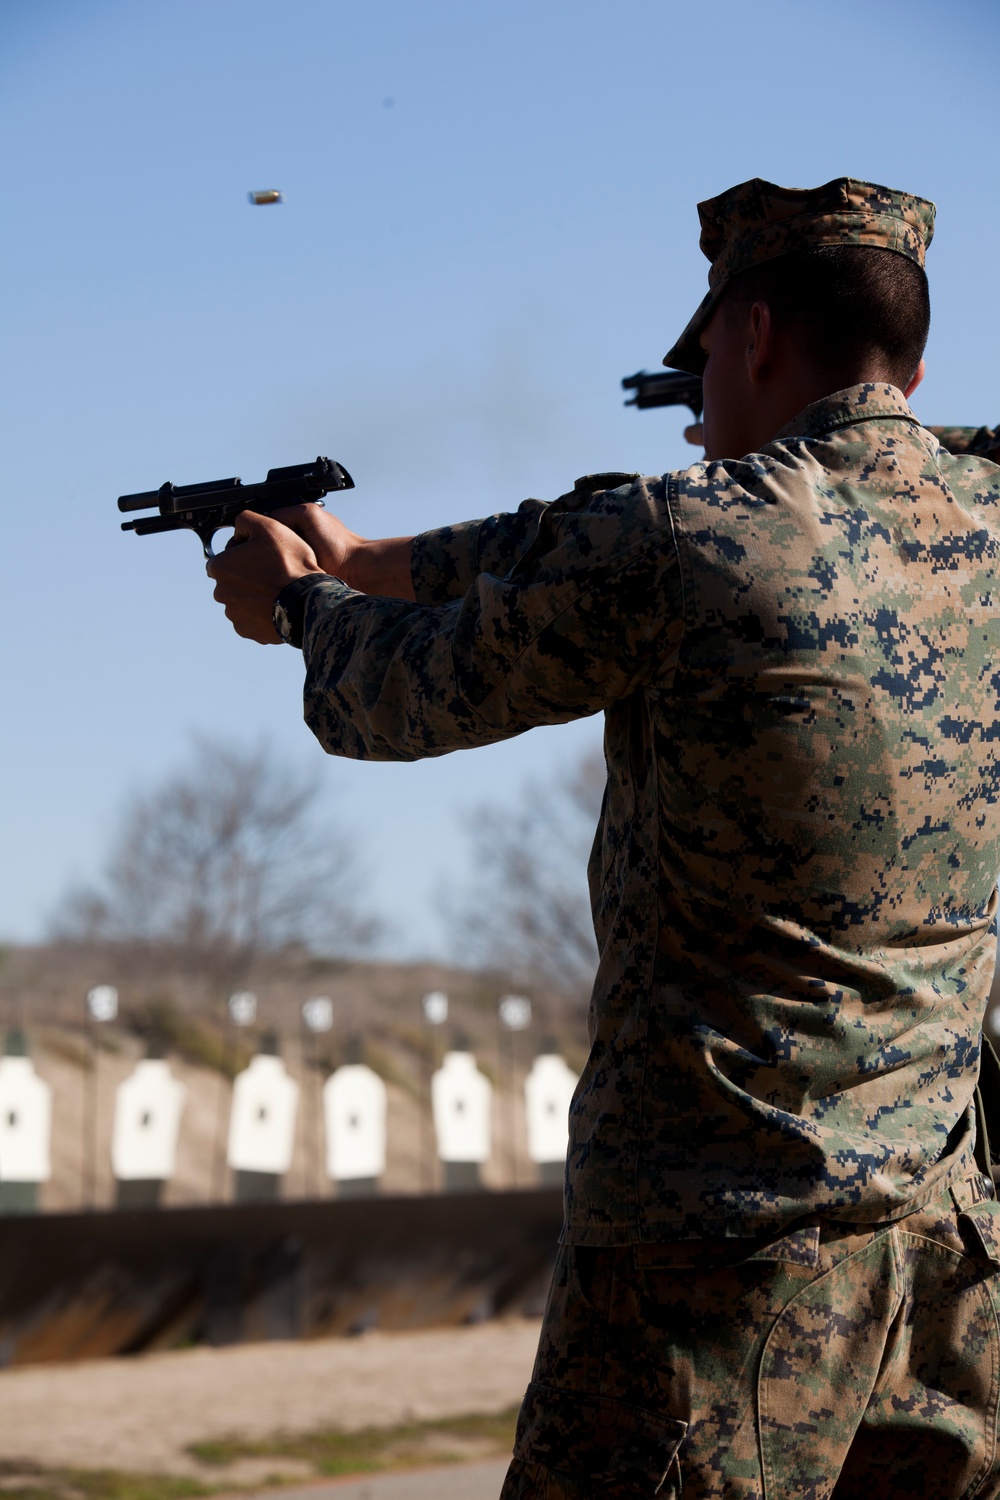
[930,423,1000,466]
[500,1172,1000,1498]
[663,176,935,375]
[297,382,1000,1243]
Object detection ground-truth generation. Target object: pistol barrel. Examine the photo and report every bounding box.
[118,488,166,513]
[622,370,703,417]
[119,477,243,515]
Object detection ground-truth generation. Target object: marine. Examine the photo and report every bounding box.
[929,421,1000,465]
[209,177,1000,1497]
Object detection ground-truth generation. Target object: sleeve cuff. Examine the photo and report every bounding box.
[273,572,346,649]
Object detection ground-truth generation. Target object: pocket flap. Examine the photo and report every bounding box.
[961,1198,1000,1266]
[951,1174,1000,1266]
[513,1380,687,1495]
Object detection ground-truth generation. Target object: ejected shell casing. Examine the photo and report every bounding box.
[248,189,283,205]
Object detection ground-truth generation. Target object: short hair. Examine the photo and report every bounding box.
[722,245,930,388]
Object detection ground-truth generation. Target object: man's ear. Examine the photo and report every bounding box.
[903,357,926,400]
[746,301,774,385]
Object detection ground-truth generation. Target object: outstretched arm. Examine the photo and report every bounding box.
[265,504,417,601]
[208,476,684,761]
[206,505,417,643]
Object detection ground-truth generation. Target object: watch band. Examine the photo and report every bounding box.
[272,573,325,648]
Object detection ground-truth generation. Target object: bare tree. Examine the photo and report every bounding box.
[453,749,605,998]
[52,738,373,992]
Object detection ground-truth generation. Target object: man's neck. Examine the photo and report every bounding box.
[749,364,890,452]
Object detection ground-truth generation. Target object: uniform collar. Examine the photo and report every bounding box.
[774,383,922,444]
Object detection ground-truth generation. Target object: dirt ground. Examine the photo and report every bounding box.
[0,1320,540,1488]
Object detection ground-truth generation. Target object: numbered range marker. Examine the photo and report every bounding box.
[498,995,532,1031]
[422,991,448,1026]
[87,986,118,1023]
[228,991,257,1027]
[302,996,333,1033]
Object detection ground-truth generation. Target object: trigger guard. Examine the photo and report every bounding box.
[200,526,229,561]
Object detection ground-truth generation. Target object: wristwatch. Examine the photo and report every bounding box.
[272,573,325,649]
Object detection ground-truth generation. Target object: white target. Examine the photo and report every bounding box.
[524,1053,578,1164]
[111,1060,186,1182]
[0,1057,52,1183]
[227,1053,299,1175]
[431,1051,492,1164]
[324,1064,387,1182]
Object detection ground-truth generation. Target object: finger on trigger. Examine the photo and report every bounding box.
[233,508,267,540]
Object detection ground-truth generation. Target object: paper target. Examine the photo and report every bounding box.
[524,1052,578,1164]
[111,1060,186,1182]
[0,1056,52,1182]
[431,1051,492,1164]
[323,1064,387,1182]
[227,1053,299,1174]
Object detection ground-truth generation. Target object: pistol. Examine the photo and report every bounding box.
[118,456,355,558]
[621,370,703,418]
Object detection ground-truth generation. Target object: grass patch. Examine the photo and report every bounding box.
[187,1406,519,1478]
[0,1465,214,1500]
[36,1028,91,1070]
[127,999,248,1079]
[361,1037,421,1097]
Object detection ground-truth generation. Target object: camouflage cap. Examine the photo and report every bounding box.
[663,176,936,376]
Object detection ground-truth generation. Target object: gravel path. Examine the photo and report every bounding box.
[219,1458,511,1499]
[0,1322,539,1479]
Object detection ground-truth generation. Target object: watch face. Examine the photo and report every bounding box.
[273,600,294,644]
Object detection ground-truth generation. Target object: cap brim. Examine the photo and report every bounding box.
[662,286,717,375]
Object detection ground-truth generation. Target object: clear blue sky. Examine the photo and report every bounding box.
[1,0,997,958]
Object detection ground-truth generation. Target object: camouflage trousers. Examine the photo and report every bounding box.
[500,1174,1000,1499]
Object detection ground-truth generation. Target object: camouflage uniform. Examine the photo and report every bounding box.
[290,178,1000,1494]
[929,424,1000,466]
[503,1173,1000,1497]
